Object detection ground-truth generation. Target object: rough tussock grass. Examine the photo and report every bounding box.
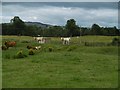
[2,35,119,88]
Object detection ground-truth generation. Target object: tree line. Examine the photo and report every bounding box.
[2,16,120,36]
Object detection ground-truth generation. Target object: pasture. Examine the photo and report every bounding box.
[2,35,119,88]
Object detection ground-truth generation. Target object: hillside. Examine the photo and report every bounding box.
[25,22,52,28]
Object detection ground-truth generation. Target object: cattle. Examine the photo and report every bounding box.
[1,45,8,50]
[27,45,34,49]
[61,37,71,45]
[4,41,16,49]
[61,37,64,41]
[27,45,41,50]
[34,37,46,44]
[35,46,41,50]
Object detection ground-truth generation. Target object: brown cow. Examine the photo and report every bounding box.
[4,41,16,49]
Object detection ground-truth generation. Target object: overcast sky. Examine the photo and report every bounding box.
[2,2,118,27]
[1,0,119,2]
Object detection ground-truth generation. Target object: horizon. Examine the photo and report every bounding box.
[1,19,119,29]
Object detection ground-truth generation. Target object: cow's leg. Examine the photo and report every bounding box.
[68,41,69,45]
[63,41,64,45]
[65,40,67,45]
[38,40,41,43]
[66,41,68,45]
[64,41,66,45]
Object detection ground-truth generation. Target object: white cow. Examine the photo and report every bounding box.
[34,37,46,44]
[35,46,41,50]
[61,37,71,45]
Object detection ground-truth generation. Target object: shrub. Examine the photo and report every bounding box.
[29,49,35,55]
[111,38,120,46]
[48,47,53,52]
[84,42,108,47]
[14,50,27,59]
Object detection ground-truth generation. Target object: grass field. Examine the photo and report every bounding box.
[2,35,119,88]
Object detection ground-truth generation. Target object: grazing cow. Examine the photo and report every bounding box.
[4,41,16,49]
[1,45,8,50]
[61,37,64,41]
[34,37,46,44]
[35,46,41,50]
[27,45,34,49]
[27,45,41,50]
[61,37,71,45]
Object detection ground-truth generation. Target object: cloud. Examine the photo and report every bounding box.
[2,0,119,2]
[3,2,118,9]
[2,2,118,27]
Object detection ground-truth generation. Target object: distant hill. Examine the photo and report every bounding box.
[25,22,52,28]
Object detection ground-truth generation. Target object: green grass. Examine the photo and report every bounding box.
[2,35,119,88]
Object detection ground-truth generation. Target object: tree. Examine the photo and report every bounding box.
[81,27,90,36]
[65,19,79,36]
[2,23,15,35]
[90,24,101,35]
[11,16,26,35]
[25,25,38,36]
[113,26,119,36]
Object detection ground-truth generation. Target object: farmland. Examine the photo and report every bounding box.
[2,35,119,88]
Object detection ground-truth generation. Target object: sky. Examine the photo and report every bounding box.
[1,2,119,27]
[1,0,119,2]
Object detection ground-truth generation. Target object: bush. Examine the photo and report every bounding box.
[84,42,108,47]
[84,42,89,46]
[48,47,53,52]
[111,38,120,46]
[14,50,27,59]
[29,49,35,55]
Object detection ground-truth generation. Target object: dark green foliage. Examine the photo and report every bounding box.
[84,42,110,47]
[11,16,26,35]
[48,47,53,52]
[80,27,91,36]
[25,25,39,36]
[29,49,35,55]
[102,26,119,36]
[65,19,80,36]
[111,38,120,46]
[90,24,102,35]
[2,16,120,36]
[43,26,66,37]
